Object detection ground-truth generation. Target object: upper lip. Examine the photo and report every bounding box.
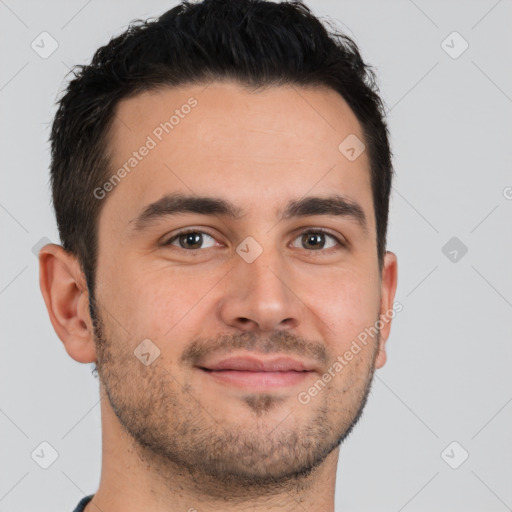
[198,355,317,372]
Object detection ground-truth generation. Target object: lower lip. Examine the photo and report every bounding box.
[200,369,313,389]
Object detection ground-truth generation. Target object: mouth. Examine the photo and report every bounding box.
[196,355,317,390]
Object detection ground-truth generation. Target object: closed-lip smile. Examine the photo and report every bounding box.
[196,354,318,390]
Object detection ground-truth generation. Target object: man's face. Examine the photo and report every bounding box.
[91,81,394,489]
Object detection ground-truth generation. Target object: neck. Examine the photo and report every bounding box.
[87,391,339,512]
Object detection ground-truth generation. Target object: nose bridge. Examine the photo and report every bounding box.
[241,242,286,295]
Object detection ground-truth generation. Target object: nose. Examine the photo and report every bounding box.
[218,246,303,333]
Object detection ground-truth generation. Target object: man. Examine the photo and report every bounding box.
[39,0,398,510]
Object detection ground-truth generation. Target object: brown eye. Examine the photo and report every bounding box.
[165,230,218,250]
[291,230,343,252]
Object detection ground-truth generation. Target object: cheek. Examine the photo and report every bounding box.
[301,267,380,351]
[107,263,217,341]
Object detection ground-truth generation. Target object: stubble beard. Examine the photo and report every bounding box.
[90,295,379,500]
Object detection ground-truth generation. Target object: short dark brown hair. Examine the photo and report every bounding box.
[49,0,393,298]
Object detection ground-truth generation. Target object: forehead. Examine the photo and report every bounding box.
[101,81,374,232]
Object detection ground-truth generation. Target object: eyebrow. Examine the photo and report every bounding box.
[129,192,368,233]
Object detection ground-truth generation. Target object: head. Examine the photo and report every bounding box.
[40,0,397,496]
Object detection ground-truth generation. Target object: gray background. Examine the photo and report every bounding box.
[1,0,511,510]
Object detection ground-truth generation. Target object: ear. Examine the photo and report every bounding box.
[374,251,398,369]
[39,243,97,363]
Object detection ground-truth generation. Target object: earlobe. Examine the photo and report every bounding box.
[375,251,398,369]
[39,244,97,363]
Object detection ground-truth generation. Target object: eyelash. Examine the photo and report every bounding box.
[162,228,346,254]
